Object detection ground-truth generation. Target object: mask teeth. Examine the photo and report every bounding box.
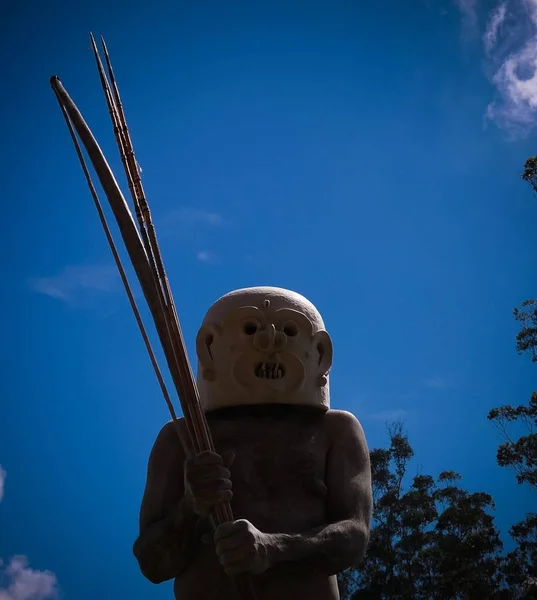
[255,362,284,379]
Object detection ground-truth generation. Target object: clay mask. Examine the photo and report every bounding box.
[196,287,333,412]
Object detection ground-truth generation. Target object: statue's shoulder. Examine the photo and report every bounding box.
[323,409,366,440]
[156,417,184,437]
[151,417,189,454]
[324,408,361,425]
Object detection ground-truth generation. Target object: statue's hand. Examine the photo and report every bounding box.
[184,450,234,517]
[214,519,274,575]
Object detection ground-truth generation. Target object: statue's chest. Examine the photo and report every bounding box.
[209,419,328,507]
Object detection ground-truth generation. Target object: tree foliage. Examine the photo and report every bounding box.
[487,299,537,488]
[502,514,537,596]
[488,392,537,488]
[486,298,537,598]
[522,156,537,194]
[338,294,537,599]
[513,299,537,364]
[338,424,507,599]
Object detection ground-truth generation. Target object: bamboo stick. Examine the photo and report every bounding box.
[49,33,257,598]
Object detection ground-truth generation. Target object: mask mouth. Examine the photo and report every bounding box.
[254,362,285,379]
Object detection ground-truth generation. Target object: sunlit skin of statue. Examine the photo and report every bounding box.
[133,287,373,599]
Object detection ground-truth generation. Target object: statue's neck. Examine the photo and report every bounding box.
[205,403,325,421]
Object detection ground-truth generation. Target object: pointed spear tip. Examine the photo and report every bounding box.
[100,35,110,55]
[89,33,99,51]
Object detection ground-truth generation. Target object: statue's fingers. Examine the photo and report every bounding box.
[219,478,233,490]
[194,477,232,494]
[214,521,244,546]
[196,482,233,502]
[188,451,224,466]
[189,465,231,485]
[186,471,232,493]
[219,546,251,567]
[197,465,231,481]
[215,531,249,557]
[212,478,232,491]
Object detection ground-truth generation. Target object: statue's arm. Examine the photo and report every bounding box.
[133,419,199,584]
[268,410,372,575]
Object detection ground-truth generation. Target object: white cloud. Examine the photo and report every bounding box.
[0,466,5,502]
[0,472,60,600]
[171,208,228,228]
[485,0,537,136]
[483,2,507,53]
[196,251,218,264]
[423,377,452,390]
[452,0,479,38]
[28,264,117,304]
[367,408,408,422]
[0,556,59,600]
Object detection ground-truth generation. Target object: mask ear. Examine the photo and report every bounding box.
[313,330,333,378]
[196,324,220,374]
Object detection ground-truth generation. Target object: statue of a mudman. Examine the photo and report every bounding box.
[133,286,372,599]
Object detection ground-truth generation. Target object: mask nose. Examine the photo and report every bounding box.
[253,323,287,353]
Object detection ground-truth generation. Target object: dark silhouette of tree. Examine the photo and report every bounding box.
[502,515,537,598]
[487,298,537,598]
[338,295,537,599]
[488,392,537,488]
[338,423,507,599]
[522,156,537,194]
[488,300,536,488]
[514,300,537,364]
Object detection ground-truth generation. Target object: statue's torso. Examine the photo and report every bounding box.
[174,406,340,600]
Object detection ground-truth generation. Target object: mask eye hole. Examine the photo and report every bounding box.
[243,321,258,335]
[283,321,298,337]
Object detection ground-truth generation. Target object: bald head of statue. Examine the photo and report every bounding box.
[196,286,333,412]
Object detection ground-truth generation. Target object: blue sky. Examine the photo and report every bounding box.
[1,0,536,598]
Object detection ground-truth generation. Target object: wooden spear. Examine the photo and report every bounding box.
[49,34,257,600]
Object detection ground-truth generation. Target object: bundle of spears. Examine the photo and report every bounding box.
[50,34,257,599]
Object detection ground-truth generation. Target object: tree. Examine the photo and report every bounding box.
[487,392,537,488]
[487,299,537,488]
[502,514,537,597]
[514,299,537,364]
[338,423,507,599]
[522,156,537,194]
[487,298,537,598]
